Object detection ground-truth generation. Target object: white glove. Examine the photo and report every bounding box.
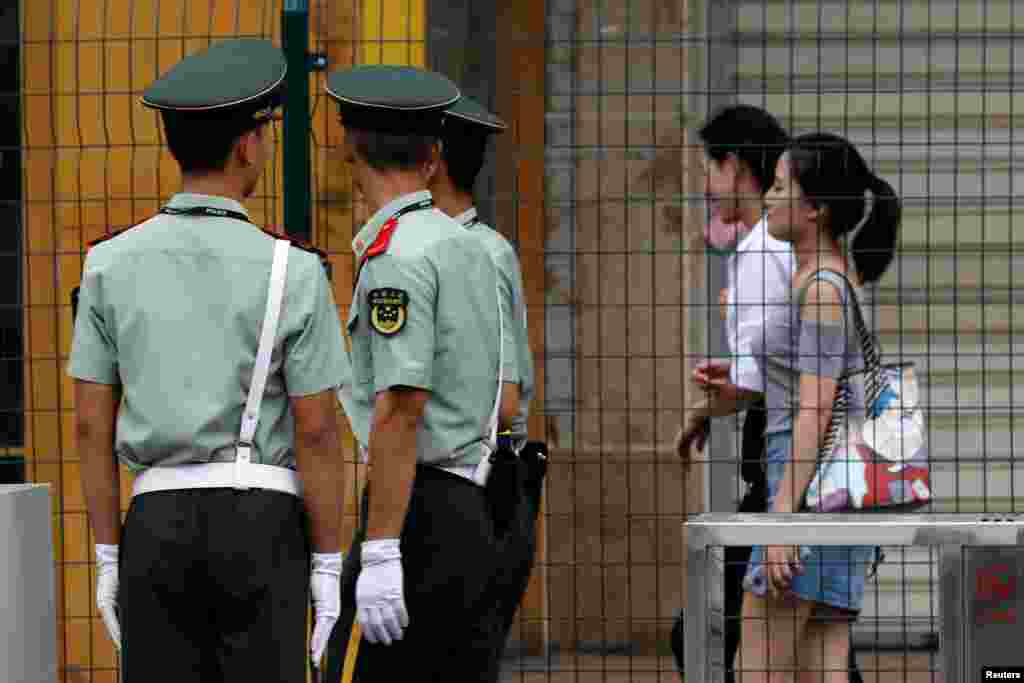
[309,552,343,670]
[95,544,121,652]
[356,539,408,646]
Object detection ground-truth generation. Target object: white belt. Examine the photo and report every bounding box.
[360,443,494,487]
[434,461,489,487]
[132,462,303,498]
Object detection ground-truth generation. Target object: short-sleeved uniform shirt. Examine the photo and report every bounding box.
[67,193,350,472]
[338,191,506,467]
[455,207,534,444]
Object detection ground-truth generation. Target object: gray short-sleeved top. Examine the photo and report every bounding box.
[455,208,534,443]
[752,269,867,436]
[67,193,350,472]
[338,191,506,467]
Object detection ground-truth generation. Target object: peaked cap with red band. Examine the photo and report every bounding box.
[325,64,459,137]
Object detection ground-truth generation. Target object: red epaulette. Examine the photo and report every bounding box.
[86,225,138,249]
[258,227,333,281]
[77,227,138,322]
[258,226,328,258]
[361,217,399,266]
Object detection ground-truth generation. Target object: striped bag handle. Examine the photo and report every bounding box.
[803,269,886,461]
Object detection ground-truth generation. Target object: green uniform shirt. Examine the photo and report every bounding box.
[67,193,350,472]
[338,191,507,467]
[455,208,535,443]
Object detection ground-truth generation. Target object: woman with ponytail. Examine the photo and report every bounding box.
[712,132,900,682]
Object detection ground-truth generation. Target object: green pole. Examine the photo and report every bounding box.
[282,0,312,243]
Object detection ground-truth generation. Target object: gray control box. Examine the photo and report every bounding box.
[0,484,58,683]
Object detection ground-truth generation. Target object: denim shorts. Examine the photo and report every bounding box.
[743,431,879,612]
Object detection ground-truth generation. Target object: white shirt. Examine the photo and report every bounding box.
[726,217,795,392]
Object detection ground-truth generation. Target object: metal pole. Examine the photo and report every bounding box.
[685,525,709,683]
[282,0,312,244]
[938,544,964,683]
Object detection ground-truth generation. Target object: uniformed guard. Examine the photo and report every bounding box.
[68,38,349,683]
[322,65,514,681]
[429,93,547,678]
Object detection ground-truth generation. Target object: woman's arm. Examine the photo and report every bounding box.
[770,373,837,512]
[763,278,847,596]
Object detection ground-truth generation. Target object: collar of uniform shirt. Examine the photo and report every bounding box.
[352,190,433,261]
[454,207,478,228]
[164,192,251,219]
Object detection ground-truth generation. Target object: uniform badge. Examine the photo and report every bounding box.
[368,288,408,336]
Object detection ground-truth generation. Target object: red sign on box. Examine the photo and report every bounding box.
[978,564,1016,601]
[977,563,1018,625]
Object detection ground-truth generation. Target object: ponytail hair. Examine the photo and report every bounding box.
[852,174,901,284]
[787,133,901,284]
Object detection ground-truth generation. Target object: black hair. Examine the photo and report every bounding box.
[161,111,266,174]
[698,104,790,194]
[787,132,901,284]
[346,128,437,173]
[440,122,490,195]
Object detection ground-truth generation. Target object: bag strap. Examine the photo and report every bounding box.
[235,239,291,489]
[486,278,505,451]
[802,269,885,463]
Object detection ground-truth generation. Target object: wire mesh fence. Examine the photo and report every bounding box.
[7,0,1024,681]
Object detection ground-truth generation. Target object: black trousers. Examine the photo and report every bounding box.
[481,442,548,681]
[723,405,770,683]
[119,489,311,683]
[322,466,508,682]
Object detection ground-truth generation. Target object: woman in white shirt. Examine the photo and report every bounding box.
[673,104,795,683]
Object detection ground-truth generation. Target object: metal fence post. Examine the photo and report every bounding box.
[281,0,313,243]
[685,526,709,683]
[938,544,964,683]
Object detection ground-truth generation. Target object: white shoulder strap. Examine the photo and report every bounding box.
[486,279,504,450]
[235,239,291,489]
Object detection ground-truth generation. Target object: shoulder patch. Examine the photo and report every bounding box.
[368,287,408,336]
[363,218,399,263]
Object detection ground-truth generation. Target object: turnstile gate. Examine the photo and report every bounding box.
[685,514,1024,683]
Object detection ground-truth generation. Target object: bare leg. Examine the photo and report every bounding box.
[735,590,815,683]
[797,605,856,683]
